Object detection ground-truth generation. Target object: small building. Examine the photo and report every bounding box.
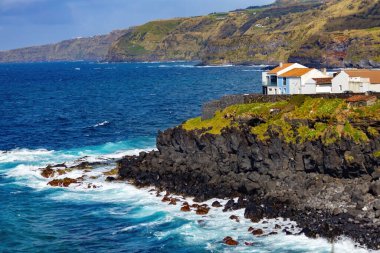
[262,63,330,95]
[307,77,333,94]
[346,95,377,107]
[262,63,307,95]
[331,70,380,93]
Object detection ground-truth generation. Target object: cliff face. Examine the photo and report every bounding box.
[0,30,127,63]
[118,96,380,249]
[106,0,380,68]
[1,0,379,66]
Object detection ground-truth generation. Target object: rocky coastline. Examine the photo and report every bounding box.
[117,125,380,250]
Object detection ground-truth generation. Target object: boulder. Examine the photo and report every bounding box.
[48,178,78,187]
[41,167,55,178]
[251,229,264,236]
[212,201,223,207]
[223,236,238,246]
[180,204,191,212]
[196,206,210,215]
[229,215,240,222]
[370,180,380,196]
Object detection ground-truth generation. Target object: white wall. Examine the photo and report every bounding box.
[300,69,329,94]
[288,78,301,94]
[332,72,350,93]
[262,72,268,85]
[369,83,380,92]
[316,85,332,94]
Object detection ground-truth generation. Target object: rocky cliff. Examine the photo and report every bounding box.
[106,0,380,68]
[1,0,379,67]
[118,96,380,249]
[0,30,127,63]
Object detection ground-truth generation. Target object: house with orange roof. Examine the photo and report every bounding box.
[331,70,380,93]
[262,63,329,95]
[262,63,307,95]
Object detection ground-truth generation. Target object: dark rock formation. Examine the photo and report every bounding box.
[118,126,380,249]
[223,236,238,246]
[48,178,78,187]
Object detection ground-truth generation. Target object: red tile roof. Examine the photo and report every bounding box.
[344,70,380,84]
[312,77,333,85]
[346,95,377,103]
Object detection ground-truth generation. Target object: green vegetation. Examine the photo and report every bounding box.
[374,150,380,158]
[105,0,380,66]
[182,97,380,146]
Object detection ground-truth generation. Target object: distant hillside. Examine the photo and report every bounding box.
[1,0,379,68]
[0,30,127,63]
[106,0,380,68]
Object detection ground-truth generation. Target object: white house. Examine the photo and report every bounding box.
[262,63,307,95]
[305,77,333,94]
[331,70,380,93]
[262,63,330,95]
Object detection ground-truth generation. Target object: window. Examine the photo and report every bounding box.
[284,88,286,93]
[339,85,342,91]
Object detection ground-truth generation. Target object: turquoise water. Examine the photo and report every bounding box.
[0,62,370,252]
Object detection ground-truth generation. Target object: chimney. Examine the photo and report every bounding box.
[279,62,283,67]
[322,68,327,75]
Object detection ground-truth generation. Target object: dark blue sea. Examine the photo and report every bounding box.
[0,62,364,253]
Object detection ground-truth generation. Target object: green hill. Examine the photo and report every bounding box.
[106,0,380,68]
[1,0,379,67]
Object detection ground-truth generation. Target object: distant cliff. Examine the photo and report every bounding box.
[0,30,127,63]
[106,0,380,68]
[1,0,380,67]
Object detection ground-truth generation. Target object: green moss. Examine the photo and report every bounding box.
[374,150,380,158]
[182,111,231,135]
[181,97,378,145]
[343,122,369,143]
[251,123,270,141]
[368,127,379,137]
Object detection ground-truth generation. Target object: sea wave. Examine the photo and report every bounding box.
[93,120,110,128]
[1,142,375,253]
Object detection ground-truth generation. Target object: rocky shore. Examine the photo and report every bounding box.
[117,126,380,249]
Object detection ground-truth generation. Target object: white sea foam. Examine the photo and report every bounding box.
[2,145,377,253]
[93,120,110,128]
[0,148,55,163]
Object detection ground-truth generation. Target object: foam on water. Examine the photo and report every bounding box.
[1,142,378,253]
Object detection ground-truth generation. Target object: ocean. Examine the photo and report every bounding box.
[0,62,372,253]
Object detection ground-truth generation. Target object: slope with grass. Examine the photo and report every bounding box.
[107,0,380,67]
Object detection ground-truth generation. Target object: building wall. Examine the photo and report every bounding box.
[332,72,350,93]
[369,84,380,92]
[316,85,332,93]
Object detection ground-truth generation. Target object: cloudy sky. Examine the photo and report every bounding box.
[0,0,273,50]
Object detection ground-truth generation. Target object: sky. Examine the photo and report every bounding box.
[0,0,273,51]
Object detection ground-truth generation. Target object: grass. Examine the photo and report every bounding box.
[182,97,379,145]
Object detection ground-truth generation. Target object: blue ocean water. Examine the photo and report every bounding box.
[0,62,367,253]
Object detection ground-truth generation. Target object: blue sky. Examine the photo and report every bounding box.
[0,0,273,50]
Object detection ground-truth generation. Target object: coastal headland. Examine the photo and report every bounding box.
[117,94,380,249]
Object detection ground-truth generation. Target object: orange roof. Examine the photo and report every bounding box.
[346,95,377,103]
[279,68,312,77]
[312,77,333,85]
[267,63,295,75]
[344,70,380,84]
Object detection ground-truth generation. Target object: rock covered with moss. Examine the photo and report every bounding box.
[118,96,380,249]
